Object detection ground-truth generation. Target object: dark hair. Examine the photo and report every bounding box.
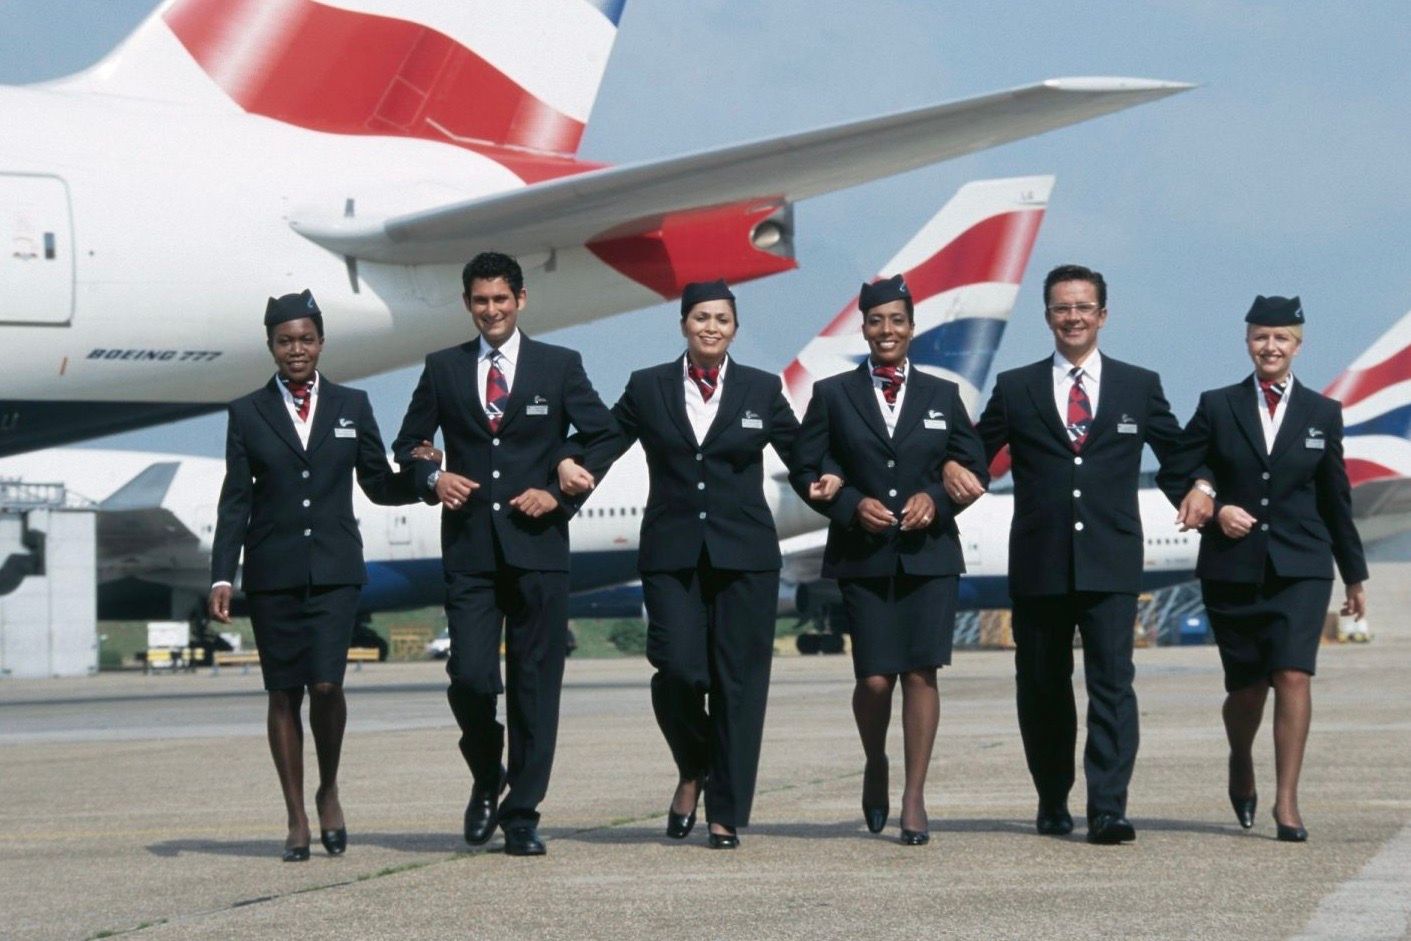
[462,252,524,295]
[1043,264,1107,309]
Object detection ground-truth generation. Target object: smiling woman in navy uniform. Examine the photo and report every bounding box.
[793,274,989,846]
[559,280,838,849]
[1159,295,1367,842]
[209,291,430,861]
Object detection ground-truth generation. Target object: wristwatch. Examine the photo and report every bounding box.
[427,469,442,491]
[1194,481,1217,499]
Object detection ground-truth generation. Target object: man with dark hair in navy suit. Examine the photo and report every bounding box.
[392,252,616,857]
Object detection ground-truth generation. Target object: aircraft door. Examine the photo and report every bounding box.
[387,510,411,547]
[0,174,74,325]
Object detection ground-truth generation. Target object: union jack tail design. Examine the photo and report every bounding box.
[1324,309,1411,486]
[781,176,1053,417]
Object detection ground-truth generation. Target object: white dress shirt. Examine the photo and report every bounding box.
[868,358,909,437]
[277,370,321,449]
[1255,373,1295,453]
[478,329,521,422]
[683,354,728,443]
[1053,350,1102,445]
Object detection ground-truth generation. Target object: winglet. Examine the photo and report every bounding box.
[101,462,182,511]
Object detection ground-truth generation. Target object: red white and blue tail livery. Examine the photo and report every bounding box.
[782,177,1052,417]
[1324,310,1411,542]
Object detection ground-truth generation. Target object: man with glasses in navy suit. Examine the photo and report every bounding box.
[945,264,1209,844]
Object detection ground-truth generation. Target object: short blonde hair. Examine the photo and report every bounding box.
[1246,323,1303,342]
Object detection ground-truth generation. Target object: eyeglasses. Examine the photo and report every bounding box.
[1046,303,1103,316]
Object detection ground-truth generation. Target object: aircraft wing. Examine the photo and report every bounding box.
[293,78,1190,264]
[96,462,208,587]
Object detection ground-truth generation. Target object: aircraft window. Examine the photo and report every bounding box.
[609,507,616,517]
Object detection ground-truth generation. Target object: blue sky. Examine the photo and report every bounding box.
[4,0,1410,457]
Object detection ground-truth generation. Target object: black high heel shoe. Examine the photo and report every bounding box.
[899,826,930,846]
[898,810,930,846]
[862,757,889,834]
[1228,790,1257,830]
[282,844,310,862]
[320,827,348,855]
[1274,811,1308,843]
[666,778,703,839]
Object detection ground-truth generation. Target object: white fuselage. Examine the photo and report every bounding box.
[0,82,659,406]
[0,447,1201,603]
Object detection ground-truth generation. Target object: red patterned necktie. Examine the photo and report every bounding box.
[688,362,719,402]
[872,364,904,406]
[282,378,311,421]
[485,351,509,431]
[1066,367,1092,452]
[1258,378,1286,418]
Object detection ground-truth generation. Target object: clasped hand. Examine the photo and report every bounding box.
[856,492,937,534]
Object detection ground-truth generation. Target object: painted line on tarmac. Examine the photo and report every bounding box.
[1288,821,1411,941]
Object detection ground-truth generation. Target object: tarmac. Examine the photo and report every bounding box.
[3,565,1410,941]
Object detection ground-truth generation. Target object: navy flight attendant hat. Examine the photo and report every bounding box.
[264,289,324,336]
[680,279,736,318]
[1244,295,1304,327]
[859,274,912,315]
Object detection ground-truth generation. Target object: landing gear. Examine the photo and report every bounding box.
[351,612,389,661]
[794,600,849,655]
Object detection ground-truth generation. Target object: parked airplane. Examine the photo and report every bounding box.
[0,174,1051,620]
[0,0,1190,456]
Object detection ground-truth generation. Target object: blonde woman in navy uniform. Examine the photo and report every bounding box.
[793,275,989,845]
[1160,295,1367,841]
[559,280,839,849]
[209,291,433,861]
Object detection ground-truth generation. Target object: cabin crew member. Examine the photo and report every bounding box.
[558,280,840,849]
[392,252,616,857]
[944,264,1205,844]
[209,290,432,861]
[1159,295,1367,841]
[794,274,989,846]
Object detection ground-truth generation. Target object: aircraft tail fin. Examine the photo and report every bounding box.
[1325,309,1411,487]
[782,176,1053,416]
[52,0,625,158]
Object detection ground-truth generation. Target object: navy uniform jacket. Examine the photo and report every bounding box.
[595,357,801,573]
[212,377,416,591]
[391,334,616,575]
[977,355,1185,596]
[793,364,988,579]
[1156,378,1368,585]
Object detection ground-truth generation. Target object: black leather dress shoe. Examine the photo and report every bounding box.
[282,844,310,862]
[464,764,507,846]
[1229,790,1257,830]
[1036,803,1074,836]
[707,829,739,850]
[1274,812,1308,843]
[862,757,889,834]
[1086,813,1136,845]
[320,827,347,856]
[503,824,546,856]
